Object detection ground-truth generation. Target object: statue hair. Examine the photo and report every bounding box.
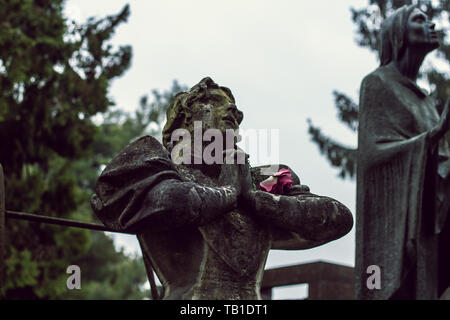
[379,4,417,66]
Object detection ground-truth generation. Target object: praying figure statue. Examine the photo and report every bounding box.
[91,77,353,299]
[356,5,450,299]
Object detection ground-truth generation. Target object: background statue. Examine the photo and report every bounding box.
[91,77,353,299]
[356,5,450,299]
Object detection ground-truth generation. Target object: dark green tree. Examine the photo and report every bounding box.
[307,0,450,179]
[61,80,187,300]
[70,80,187,217]
[90,79,187,173]
[0,0,133,298]
[58,232,149,300]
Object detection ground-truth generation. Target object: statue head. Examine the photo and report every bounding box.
[380,5,439,66]
[162,77,243,150]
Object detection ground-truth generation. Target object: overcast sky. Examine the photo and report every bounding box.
[65,0,379,299]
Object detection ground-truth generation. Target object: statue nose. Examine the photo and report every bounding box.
[227,104,237,111]
[429,22,436,30]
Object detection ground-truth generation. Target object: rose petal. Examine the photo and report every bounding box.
[259,176,278,192]
[277,174,293,193]
[259,169,293,195]
[274,169,291,177]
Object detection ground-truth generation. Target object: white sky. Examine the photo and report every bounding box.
[65,0,380,299]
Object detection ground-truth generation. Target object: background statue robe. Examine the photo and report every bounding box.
[356,64,450,299]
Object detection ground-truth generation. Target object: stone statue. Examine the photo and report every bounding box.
[356,5,450,299]
[91,77,353,299]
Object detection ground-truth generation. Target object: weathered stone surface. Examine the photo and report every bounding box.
[92,77,353,299]
[356,5,450,299]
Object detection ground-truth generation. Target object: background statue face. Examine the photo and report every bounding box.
[188,88,243,133]
[379,5,439,66]
[406,8,439,51]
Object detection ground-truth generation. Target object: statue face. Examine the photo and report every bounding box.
[189,89,243,133]
[406,8,439,50]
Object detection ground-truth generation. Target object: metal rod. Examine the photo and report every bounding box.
[0,164,5,293]
[5,210,134,235]
[138,236,160,300]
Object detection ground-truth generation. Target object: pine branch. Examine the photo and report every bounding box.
[333,91,359,132]
[307,119,357,179]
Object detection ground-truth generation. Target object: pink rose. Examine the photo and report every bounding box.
[259,169,293,195]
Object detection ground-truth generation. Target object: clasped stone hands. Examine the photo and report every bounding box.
[218,148,254,206]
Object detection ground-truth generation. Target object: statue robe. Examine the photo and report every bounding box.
[356,64,450,299]
[90,135,183,232]
[91,136,272,299]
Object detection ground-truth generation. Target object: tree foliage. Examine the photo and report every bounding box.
[0,0,141,299]
[307,0,450,179]
[0,0,188,299]
[62,80,187,300]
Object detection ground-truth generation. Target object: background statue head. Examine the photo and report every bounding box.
[379,5,439,66]
[162,77,243,150]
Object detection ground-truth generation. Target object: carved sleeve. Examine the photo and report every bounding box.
[249,190,353,248]
[91,135,238,233]
[121,179,238,232]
